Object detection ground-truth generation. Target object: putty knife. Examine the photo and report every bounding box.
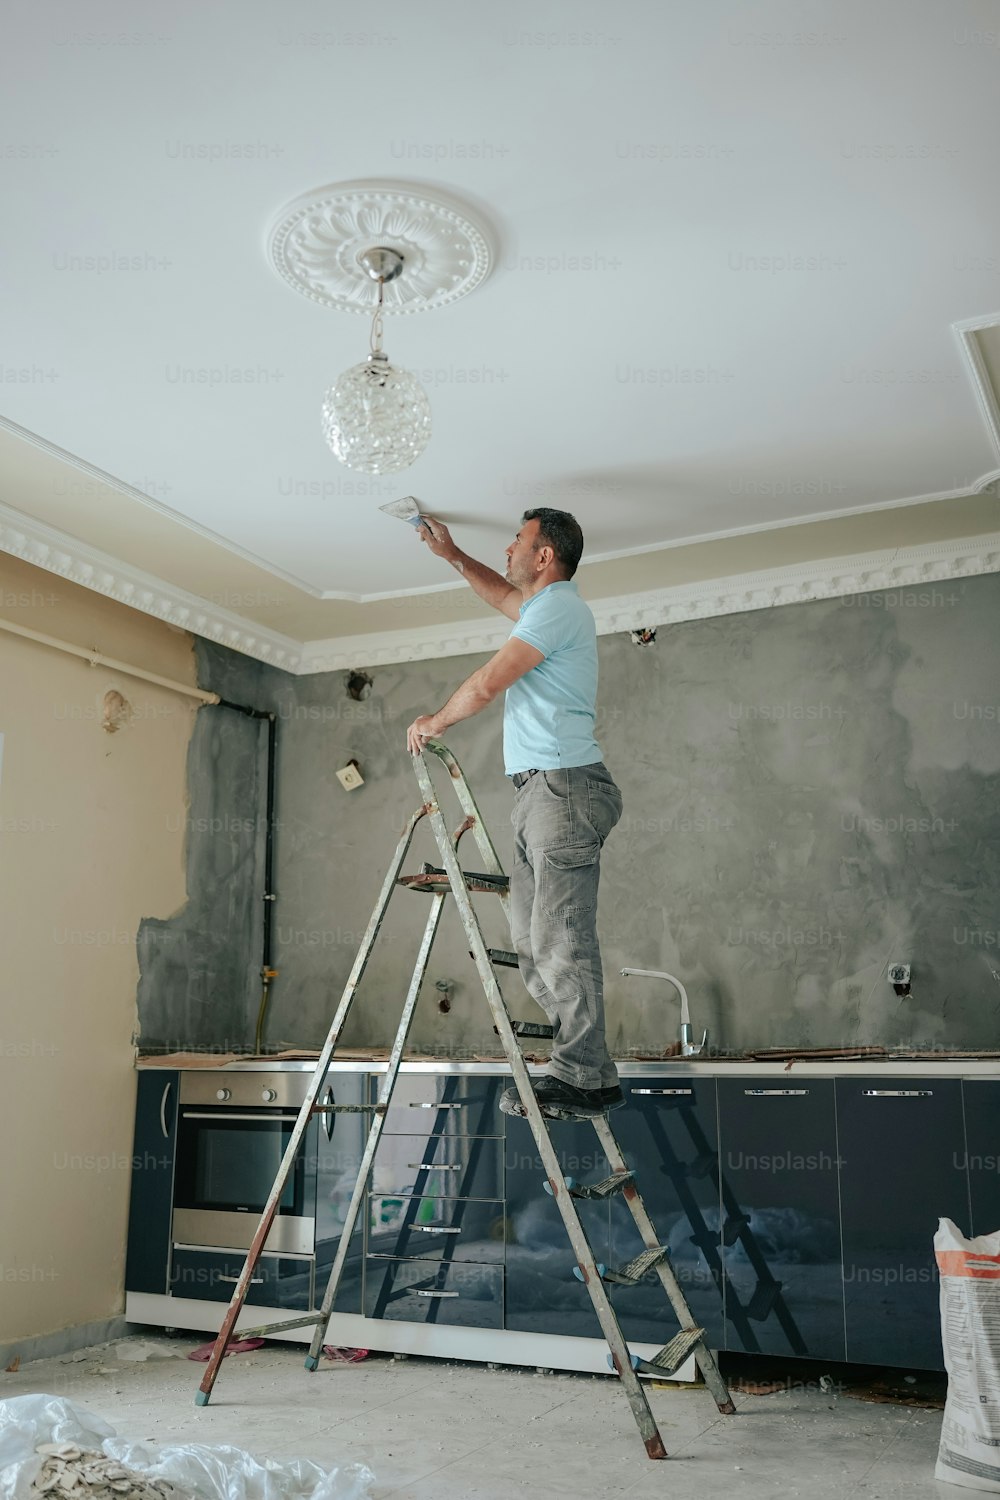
[379,496,429,529]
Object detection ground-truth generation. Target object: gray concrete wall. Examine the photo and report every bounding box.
[137,574,1000,1057]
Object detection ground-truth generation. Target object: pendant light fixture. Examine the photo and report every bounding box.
[266,179,495,479]
[320,247,431,476]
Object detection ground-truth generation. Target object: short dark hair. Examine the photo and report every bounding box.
[522,508,584,578]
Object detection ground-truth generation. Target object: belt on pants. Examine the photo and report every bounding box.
[510,768,541,790]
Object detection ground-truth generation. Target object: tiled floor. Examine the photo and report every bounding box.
[0,1337,948,1499]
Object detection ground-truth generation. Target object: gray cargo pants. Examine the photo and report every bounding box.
[509,763,623,1092]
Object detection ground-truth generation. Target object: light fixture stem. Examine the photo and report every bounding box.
[369,277,386,357]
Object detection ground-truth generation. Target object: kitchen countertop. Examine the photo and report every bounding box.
[135,1049,1000,1078]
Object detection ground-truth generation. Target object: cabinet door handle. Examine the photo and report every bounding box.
[412,1225,461,1234]
[159,1081,173,1139]
[414,1289,460,1299]
[218,1274,264,1284]
[409,1102,466,1109]
[862,1089,933,1098]
[744,1089,810,1097]
[322,1089,335,1141]
[408,1162,462,1171]
[632,1088,694,1096]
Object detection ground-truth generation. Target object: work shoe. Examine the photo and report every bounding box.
[499,1075,625,1119]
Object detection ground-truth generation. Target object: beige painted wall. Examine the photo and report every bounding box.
[0,554,197,1344]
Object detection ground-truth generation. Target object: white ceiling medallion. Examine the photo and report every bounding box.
[266,178,494,315]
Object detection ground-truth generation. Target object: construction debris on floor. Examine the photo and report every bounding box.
[0,1394,374,1500]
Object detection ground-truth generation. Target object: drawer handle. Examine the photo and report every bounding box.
[408,1162,462,1171]
[412,1225,461,1234]
[409,1102,466,1109]
[632,1088,694,1096]
[218,1274,264,1284]
[862,1089,933,1098]
[744,1089,809,1097]
[415,1289,460,1299]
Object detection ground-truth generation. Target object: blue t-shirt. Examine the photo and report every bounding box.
[503,580,603,775]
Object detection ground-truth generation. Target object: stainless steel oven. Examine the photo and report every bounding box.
[172,1071,331,1256]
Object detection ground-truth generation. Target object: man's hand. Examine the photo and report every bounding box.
[416,516,457,560]
[407,714,440,756]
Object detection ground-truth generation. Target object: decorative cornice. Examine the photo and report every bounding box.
[0,502,304,673]
[1,501,998,676]
[300,531,1000,671]
[954,313,1000,462]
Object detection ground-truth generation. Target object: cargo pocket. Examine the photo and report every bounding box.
[539,841,600,920]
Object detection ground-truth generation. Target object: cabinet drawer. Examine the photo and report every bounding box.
[365,1256,503,1327]
[170,1249,312,1309]
[368,1195,505,1262]
[370,1132,503,1200]
[372,1074,502,1135]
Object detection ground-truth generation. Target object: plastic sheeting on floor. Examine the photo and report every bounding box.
[0,1395,374,1500]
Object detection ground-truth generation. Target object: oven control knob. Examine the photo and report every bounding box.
[216,1088,231,1101]
[261,1088,278,1102]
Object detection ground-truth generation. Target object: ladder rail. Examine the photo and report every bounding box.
[411,749,668,1460]
[304,887,449,1366]
[591,1115,736,1415]
[196,804,429,1403]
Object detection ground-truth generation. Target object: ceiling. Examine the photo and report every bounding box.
[3,0,1000,663]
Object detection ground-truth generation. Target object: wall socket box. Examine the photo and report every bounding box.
[336,761,364,791]
[888,963,911,986]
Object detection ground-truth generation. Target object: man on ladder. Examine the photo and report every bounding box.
[406,508,624,1120]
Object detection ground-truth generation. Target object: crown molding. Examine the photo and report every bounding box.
[1,499,999,676]
[0,501,304,672]
[954,313,1000,462]
[299,530,1000,672]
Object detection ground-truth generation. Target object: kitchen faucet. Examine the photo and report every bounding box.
[620,968,709,1057]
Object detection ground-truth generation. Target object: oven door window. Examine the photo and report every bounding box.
[175,1112,307,1217]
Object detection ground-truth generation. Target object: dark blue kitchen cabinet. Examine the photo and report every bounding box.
[717,1079,845,1361]
[962,1082,999,1237]
[170,1248,313,1310]
[504,1117,611,1338]
[369,1131,504,1201]
[837,1078,970,1368]
[609,1079,725,1351]
[125,1070,178,1293]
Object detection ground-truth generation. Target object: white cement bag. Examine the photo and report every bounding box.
[936,1217,1000,1491]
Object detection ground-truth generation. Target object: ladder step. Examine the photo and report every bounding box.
[746,1281,783,1321]
[234,1313,323,1338]
[544,1171,635,1200]
[682,1151,718,1180]
[481,947,519,968]
[608,1327,706,1378]
[311,1103,380,1114]
[574,1245,671,1286]
[719,1214,751,1247]
[508,1020,554,1039]
[398,867,510,895]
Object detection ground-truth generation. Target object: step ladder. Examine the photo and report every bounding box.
[193,741,735,1461]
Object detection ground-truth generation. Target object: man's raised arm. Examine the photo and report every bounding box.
[417,517,521,621]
